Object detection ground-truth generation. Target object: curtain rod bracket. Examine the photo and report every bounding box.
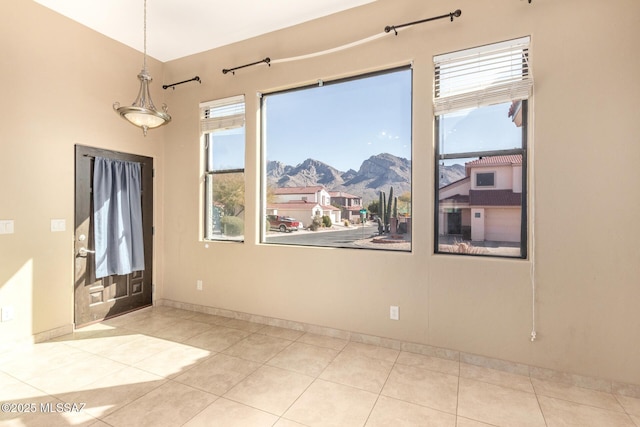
[385,9,462,34]
[162,76,201,90]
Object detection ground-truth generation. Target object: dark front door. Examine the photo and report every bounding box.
[447,211,462,235]
[74,145,153,327]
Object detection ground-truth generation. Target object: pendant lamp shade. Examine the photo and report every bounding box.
[113,0,170,136]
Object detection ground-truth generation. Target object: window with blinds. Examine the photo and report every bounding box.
[200,95,246,242]
[200,95,246,133]
[434,36,531,115]
[434,37,531,259]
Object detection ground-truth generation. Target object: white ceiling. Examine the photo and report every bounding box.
[34,0,376,62]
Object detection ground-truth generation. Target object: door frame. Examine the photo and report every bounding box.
[74,145,154,327]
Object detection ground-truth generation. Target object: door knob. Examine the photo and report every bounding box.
[79,247,95,256]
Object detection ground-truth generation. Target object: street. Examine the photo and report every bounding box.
[264,224,380,249]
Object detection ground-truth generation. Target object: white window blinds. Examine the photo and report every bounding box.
[200,95,245,133]
[433,36,532,115]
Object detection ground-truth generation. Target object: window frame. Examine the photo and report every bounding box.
[434,101,528,259]
[201,95,246,242]
[433,37,531,259]
[476,172,496,188]
[259,66,413,251]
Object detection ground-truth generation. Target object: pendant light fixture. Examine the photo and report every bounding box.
[113,0,170,136]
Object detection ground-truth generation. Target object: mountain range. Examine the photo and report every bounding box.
[267,153,466,205]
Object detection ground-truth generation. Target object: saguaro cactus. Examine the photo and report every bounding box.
[385,186,394,228]
[393,196,398,218]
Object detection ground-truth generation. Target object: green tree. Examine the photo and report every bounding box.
[398,191,411,215]
[265,184,277,205]
[220,216,244,236]
[367,200,380,215]
[212,173,244,216]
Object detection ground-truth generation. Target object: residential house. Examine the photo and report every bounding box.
[439,155,522,243]
[269,186,342,224]
[328,191,364,222]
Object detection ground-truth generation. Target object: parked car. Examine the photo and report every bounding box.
[267,215,301,232]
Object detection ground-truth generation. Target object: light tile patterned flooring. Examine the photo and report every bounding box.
[1,306,639,427]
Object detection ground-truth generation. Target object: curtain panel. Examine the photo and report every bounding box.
[93,157,145,279]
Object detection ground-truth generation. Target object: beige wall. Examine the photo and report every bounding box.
[1,0,639,388]
[161,0,640,386]
[0,2,166,344]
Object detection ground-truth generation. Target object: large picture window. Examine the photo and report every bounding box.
[434,37,531,258]
[261,67,412,251]
[201,95,245,242]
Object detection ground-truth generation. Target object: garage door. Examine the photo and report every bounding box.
[485,208,520,242]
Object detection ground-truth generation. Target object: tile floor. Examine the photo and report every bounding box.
[1,306,639,427]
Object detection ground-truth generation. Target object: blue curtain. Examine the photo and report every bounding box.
[93,157,144,279]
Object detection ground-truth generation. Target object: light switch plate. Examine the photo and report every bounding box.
[1,306,15,322]
[51,219,66,232]
[0,220,14,234]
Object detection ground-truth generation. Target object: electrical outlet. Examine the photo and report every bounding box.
[390,305,399,320]
[196,280,203,291]
[1,306,15,322]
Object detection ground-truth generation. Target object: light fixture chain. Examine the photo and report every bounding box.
[143,0,147,71]
[113,0,170,135]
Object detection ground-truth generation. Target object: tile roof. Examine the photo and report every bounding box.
[267,201,320,210]
[469,190,521,206]
[440,194,469,204]
[466,154,522,167]
[267,201,339,211]
[274,186,325,194]
[328,191,359,198]
[439,176,470,190]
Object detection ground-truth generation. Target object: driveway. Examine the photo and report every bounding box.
[264,224,410,251]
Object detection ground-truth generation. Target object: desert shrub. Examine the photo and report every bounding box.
[322,215,332,228]
[343,219,350,227]
[309,215,323,231]
[439,241,488,254]
[221,216,244,236]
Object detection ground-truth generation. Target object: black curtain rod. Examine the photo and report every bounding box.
[223,57,270,75]
[222,10,461,75]
[385,9,462,35]
[162,76,201,90]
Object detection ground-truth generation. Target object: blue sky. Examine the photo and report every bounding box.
[208,129,245,171]
[439,102,523,166]
[263,68,412,172]
[208,70,522,172]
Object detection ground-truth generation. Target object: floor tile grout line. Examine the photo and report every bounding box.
[177,392,223,427]
[82,321,211,423]
[458,369,538,396]
[533,387,551,427]
[362,349,401,426]
[612,392,639,420]
[455,357,460,423]
[535,391,631,416]
[216,330,313,422]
